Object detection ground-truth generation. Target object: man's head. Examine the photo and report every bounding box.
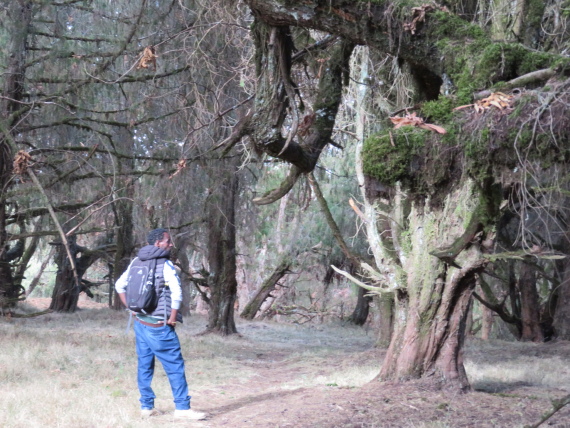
[147,228,173,250]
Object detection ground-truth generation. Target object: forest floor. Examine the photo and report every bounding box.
[10,298,570,428]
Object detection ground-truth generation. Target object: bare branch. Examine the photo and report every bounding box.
[252,166,303,205]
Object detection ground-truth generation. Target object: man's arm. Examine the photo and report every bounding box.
[164,260,182,326]
[118,292,127,307]
[115,259,134,309]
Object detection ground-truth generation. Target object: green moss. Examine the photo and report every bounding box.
[508,94,533,119]
[421,97,454,123]
[526,0,546,29]
[430,11,485,40]
[400,229,412,253]
[362,128,427,185]
[429,11,559,105]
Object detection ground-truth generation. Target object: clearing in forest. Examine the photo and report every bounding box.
[1,299,569,427]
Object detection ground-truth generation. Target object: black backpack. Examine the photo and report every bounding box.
[125,257,159,314]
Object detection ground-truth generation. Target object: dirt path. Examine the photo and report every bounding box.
[190,343,570,428]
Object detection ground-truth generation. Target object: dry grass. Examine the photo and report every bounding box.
[0,303,375,427]
[1,301,569,428]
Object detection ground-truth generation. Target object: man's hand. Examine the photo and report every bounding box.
[168,308,179,327]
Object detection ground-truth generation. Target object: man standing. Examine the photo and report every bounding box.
[115,228,206,420]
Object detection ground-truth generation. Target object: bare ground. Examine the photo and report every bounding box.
[23,298,570,428]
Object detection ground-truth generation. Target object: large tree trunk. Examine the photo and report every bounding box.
[0,0,33,305]
[111,99,136,309]
[375,179,489,391]
[241,258,291,320]
[205,159,239,335]
[379,263,482,391]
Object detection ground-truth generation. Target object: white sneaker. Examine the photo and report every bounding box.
[141,408,160,417]
[174,409,207,420]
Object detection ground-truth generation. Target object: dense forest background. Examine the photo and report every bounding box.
[2,0,570,397]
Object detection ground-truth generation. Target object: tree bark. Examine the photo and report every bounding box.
[205,158,240,335]
[554,257,570,339]
[348,285,373,326]
[111,182,135,309]
[49,235,81,312]
[0,0,33,305]
[375,293,394,348]
[519,262,544,342]
[379,257,485,391]
[480,303,494,340]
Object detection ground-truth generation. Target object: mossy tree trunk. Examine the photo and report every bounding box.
[374,178,490,391]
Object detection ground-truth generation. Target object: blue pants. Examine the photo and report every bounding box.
[134,321,191,410]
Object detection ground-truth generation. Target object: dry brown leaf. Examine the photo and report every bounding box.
[169,159,187,179]
[455,92,514,113]
[419,123,447,134]
[348,198,366,222]
[137,46,157,70]
[403,3,449,35]
[298,112,316,137]
[13,150,33,176]
[489,100,503,109]
[389,112,446,134]
[453,104,474,111]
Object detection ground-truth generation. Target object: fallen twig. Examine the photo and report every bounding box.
[524,394,570,428]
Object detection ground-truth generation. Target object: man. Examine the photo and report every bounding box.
[115,228,206,420]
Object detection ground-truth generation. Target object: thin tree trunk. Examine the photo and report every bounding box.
[353,46,395,335]
[205,158,239,335]
[554,257,570,339]
[348,286,373,326]
[519,262,544,342]
[241,258,291,320]
[49,235,81,312]
[112,186,134,309]
[481,303,494,340]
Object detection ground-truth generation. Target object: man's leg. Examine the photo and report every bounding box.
[151,325,191,410]
[134,321,157,410]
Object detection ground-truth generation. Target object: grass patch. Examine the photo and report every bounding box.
[0,307,376,427]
